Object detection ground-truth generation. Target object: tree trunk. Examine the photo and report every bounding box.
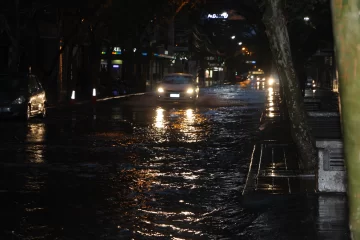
[331,1,360,238]
[262,0,317,170]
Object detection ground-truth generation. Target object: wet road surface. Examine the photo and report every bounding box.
[0,82,348,239]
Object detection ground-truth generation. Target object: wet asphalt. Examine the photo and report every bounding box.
[0,82,349,239]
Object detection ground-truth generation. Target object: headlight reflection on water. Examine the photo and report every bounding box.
[27,123,46,164]
[185,109,194,122]
[153,107,206,143]
[155,108,165,129]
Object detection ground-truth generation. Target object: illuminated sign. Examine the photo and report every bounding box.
[246,61,256,64]
[207,12,228,19]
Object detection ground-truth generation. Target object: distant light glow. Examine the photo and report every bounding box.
[238,42,242,45]
[113,65,119,68]
[231,35,235,39]
[304,16,310,21]
[92,88,96,97]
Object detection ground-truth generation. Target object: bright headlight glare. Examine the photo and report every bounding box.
[12,96,25,104]
[268,78,274,85]
[158,87,164,93]
[187,88,194,94]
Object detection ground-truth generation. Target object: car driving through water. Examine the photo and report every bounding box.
[156,73,199,104]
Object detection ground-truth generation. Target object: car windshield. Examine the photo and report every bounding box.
[0,76,27,91]
[162,75,193,84]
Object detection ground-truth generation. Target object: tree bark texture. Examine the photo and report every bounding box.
[262,0,317,170]
[331,0,360,238]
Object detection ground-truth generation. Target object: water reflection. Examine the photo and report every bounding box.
[253,81,267,90]
[153,107,206,142]
[185,109,194,123]
[26,123,46,163]
[155,108,165,129]
[266,86,275,118]
[239,79,251,88]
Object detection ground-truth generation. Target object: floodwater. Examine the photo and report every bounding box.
[0,81,349,239]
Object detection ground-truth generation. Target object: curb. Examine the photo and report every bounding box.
[47,92,146,109]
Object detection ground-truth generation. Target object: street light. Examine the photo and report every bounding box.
[231,35,235,39]
[304,16,310,21]
[242,47,246,51]
[238,42,242,45]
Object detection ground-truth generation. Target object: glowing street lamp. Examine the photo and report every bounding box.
[304,16,310,21]
[231,35,235,39]
[238,42,242,45]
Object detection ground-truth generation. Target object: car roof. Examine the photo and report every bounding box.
[164,73,194,77]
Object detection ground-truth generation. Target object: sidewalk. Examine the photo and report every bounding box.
[243,86,315,195]
[242,86,349,239]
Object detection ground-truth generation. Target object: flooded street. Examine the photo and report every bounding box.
[0,82,341,239]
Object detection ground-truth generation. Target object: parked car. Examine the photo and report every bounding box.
[0,73,47,120]
[156,73,199,103]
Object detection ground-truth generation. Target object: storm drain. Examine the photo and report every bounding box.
[317,140,346,193]
[324,148,345,171]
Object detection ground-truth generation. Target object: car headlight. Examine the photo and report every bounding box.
[12,96,26,104]
[187,88,194,94]
[268,78,274,85]
[158,87,164,93]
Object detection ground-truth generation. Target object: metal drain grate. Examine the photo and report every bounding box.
[324,148,345,171]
